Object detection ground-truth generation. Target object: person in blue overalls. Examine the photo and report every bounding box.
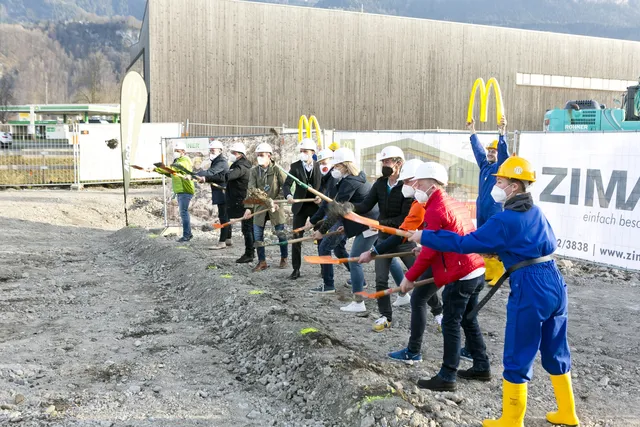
[408,155,579,427]
[468,117,509,286]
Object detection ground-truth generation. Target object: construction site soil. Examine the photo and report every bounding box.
[0,187,638,427]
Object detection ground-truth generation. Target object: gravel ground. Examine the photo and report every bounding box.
[0,187,638,426]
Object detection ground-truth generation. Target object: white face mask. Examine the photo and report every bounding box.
[174,151,183,158]
[414,189,428,204]
[331,169,343,180]
[401,184,415,198]
[414,185,436,204]
[299,153,310,163]
[320,162,333,176]
[257,156,269,167]
[228,154,237,163]
[491,185,508,203]
[209,153,219,161]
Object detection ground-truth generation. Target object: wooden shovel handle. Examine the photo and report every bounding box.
[214,207,271,229]
[287,230,343,245]
[357,277,435,299]
[273,198,317,204]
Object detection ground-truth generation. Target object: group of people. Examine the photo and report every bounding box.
[157,119,580,427]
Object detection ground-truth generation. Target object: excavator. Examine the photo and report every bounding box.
[544,79,640,131]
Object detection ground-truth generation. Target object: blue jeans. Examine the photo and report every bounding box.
[217,203,229,242]
[348,233,378,294]
[438,275,490,382]
[253,223,287,261]
[389,257,404,286]
[177,193,193,239]
[318,223,348,289]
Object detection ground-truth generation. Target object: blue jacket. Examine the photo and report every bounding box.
[197,155,229,205]
[471,134,509,227]
[419,193,557,272]
[310,168,340,225]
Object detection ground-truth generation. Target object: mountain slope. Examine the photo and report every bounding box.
[259,0,640,41]
[0,0,146,23]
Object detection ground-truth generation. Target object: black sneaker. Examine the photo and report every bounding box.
[457,368,492,382]
[417,375,456,391]
[177,236,192,242]
[235,253,254,264]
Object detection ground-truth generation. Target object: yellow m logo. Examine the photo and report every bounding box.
[298,115,323,149]
[467,78,505,125]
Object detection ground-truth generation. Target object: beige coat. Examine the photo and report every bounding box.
[245,162,286,227]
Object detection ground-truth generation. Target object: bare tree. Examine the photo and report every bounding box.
[0,70,17,123]
[72,52,119,103]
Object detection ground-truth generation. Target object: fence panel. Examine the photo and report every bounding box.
[0,124,77,187]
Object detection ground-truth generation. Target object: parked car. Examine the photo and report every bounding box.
[0,132,12,148]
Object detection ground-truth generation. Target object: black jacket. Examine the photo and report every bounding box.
[310,169,340,225]
[225,156,252,217]
[283,160,322,215]
[353,176,412,239]
[197,155,229,205]
[320,172,379,238]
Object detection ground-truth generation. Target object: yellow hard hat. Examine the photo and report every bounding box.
[486,140,498,150]
[493,155,536,183]
[328,142,339,151]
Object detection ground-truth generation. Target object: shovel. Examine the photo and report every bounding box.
[304,251,414,265]
[344,213,413,238]
[155,162,225,190]
[213,208,271,229]
[254,230,343,248]
[355,277,436,299]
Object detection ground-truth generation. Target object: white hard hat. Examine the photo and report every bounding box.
[333,147,355,164]
[317,149,334,162]
[173,141,186,151]
[379,145,405,161]
[298,138,316,152]
[229,142,246,154]
[399,159,424,181]
[414,162,448,186]
[208,139,224,150]
[255,142,273,154]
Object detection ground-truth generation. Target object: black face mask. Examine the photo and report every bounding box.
[381,166,394,177]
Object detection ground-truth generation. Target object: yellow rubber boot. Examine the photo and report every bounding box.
[488,258,505,286]
[483,256,496,283]
[483,379,527,427]
[546,373,580,426]
[483,257,503,286]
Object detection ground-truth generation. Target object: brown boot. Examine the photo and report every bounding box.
[252,261,268,272]
[279,258,288,269]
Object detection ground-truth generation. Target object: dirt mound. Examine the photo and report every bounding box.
[2,207,639,426]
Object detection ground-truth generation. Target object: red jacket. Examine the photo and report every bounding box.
[405,188,484,287]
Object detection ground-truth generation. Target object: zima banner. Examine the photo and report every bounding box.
[519,132,640,270]
[120,71,148,225]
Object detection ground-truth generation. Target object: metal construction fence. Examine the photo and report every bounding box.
[0,123,182,187]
